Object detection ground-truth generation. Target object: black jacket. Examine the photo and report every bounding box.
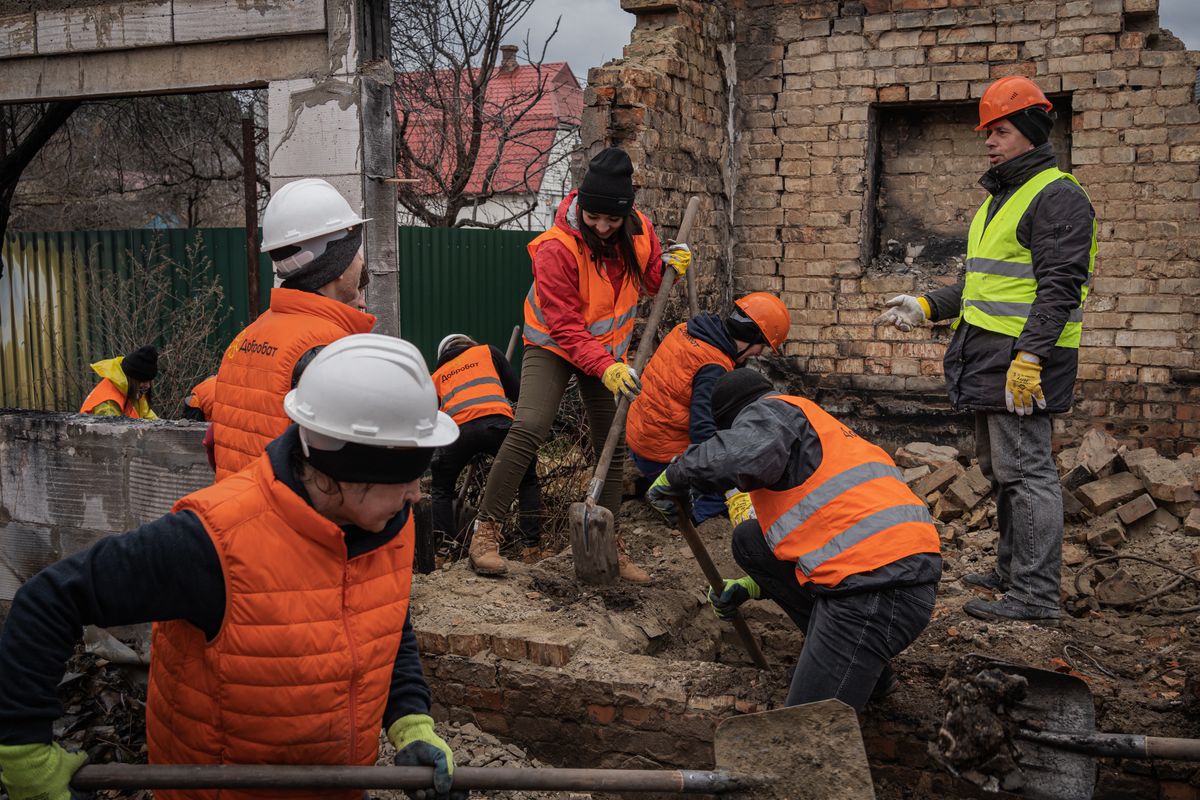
[924,143,1095,413]
[0,427,431,745]
[665,396,942,595]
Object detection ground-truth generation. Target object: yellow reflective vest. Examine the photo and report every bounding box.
[956,167,1096,349]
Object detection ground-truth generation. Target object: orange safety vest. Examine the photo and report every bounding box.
[211,288,375,481]
[146,451,415,800]
[432,344,513,425]
[626,323,734,462]
[749,396,940,589]
[522,211,654,367]
[186,376,217,421]
[79,379,139,418]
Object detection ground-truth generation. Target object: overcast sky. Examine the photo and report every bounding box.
[517,0,1200,78]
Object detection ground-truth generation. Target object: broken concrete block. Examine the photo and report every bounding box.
[1128,508,1181,539]
[1185,509,1200,537]
[1056,446,1081,475]
[1095,567,1141,606]
[1078,428,1120,477]
[894,441,959,470]
[1178,457,1200,492]
[1163,499,1196,520]
[1061,541,1087,567]
[933,492,965,522]
[944,464,992,512]
[914,461,965,499]
[1061,463,1096,492]
[1115,493,1157,526]
[1085,511,1126,553]
[1076,472,1145,515]
[1135,457,1198,505]
[902,465,931,484]
[1062,487,1088,522]
[1118,446,1160,475]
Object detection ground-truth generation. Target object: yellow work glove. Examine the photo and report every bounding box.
[0,742,88,800]
[1005,351,1046,416]
[388,714,463,800]
[724,489,756,525]
[602,362,641,400]
[662,243,692,278]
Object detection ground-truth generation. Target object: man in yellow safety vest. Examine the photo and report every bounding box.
[876,76,1096,626]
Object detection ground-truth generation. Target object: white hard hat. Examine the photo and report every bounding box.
[284,334,458,449]
[261,178,371,278]
[436,333,476,362]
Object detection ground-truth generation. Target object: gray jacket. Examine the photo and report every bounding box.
[666,397,942,595]
[925,143,1095,413]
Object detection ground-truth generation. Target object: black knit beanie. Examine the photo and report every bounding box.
[711,369,773,431]
[122,345,159,381]
[278,226,363,293]
[1006,107,1054,147]
[577,147,636,216]
[304,439,434,485]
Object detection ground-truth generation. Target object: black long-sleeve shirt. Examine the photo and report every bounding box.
[0,427,431,746]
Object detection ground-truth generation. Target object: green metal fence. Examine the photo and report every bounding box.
[1,226,535,410]
[398,226,534,368]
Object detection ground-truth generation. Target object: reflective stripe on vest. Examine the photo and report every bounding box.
[522,210,654,367]
[432,345,513,425]
[147,452,413,800]
[956,167,1097,349]
[79,378,139,418]
[626,322,735,462]
[748,396,940,588]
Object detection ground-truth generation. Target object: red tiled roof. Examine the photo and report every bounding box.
[395,61,582,196]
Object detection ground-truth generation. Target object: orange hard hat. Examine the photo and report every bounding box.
[733,292,790,352]
[975,76,1053,131]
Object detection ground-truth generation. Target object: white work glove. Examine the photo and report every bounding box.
[875,295,928,332]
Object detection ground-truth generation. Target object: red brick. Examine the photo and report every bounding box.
[586,704,616,724]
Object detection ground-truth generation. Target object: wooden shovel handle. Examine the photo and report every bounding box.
[587,196,701,503]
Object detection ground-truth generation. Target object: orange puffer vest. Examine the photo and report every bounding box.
[146,452,414,800]
[522,212,653,367]
[211,288,375,481]
[626,323,734,462]
[186,376,217,421]
[750,396,941,589]
[79,379,138,418]
[432,344,513,425]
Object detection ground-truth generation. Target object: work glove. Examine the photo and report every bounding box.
[707,576,761,621]
[0,741,88,800]
[1005,351,1046,416]
[388,714,465,800]
[646,471,686,526]
[661,242,692,278]
[724,490,756,526]
[874,295,929,332]
[602,362,641,400]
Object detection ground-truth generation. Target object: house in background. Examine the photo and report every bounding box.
[395,45,583,231]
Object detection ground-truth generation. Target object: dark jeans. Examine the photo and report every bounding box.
[731,521,937,712]
[628,449,727,524]
[479,346,626,523]
[974,411,1063,611]
[432,416,541,545]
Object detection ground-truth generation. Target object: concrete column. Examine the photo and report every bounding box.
[266,0,399,335]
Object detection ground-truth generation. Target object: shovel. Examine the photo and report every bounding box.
[674,501,769,669]
[977,657,1200,800]
[72,700,874,799]
[452,324,523,538]
[569,196,701,584]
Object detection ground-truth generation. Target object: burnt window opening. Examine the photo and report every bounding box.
[861,97,1073,282]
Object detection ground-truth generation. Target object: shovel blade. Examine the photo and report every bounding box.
[978,657,1097,800]
[715,700,875,800]
[567,501,618,585]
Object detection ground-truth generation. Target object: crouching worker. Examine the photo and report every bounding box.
[79,344,159,419]
[627,292,790,525]
[0,334,467,800]
[431,333,541,562]
[646,369,942,711]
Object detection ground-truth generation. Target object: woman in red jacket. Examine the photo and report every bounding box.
[469,147,690,581]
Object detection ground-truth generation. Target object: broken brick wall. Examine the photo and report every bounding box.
[590,0,1200,454]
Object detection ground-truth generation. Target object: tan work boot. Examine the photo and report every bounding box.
[469,519,508,576]
[616,536,651,583]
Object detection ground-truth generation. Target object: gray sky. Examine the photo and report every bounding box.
[1160,0,1200,48]
[517,0,1200,79]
